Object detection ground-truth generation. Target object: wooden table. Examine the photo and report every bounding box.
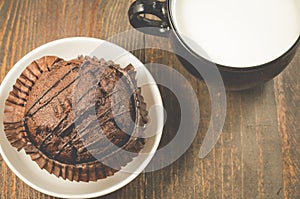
[0,1,299,198]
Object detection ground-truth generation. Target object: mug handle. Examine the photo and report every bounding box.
[128,0,170,37]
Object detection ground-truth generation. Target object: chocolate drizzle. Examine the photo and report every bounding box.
[25,65,79,115]
[3,55,148,182]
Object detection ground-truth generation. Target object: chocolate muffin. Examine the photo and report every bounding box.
[3,56,148,182]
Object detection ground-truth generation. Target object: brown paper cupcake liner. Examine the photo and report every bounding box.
[3,56,148,182]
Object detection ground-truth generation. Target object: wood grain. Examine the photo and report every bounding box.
[274,49,300,199]
[0,0,300,199]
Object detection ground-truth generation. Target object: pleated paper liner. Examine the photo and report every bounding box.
[3,56,148,182]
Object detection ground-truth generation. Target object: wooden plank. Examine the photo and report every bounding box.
[274,47,300,199]
[143,31,219,199]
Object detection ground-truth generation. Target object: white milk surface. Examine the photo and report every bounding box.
[171,0,300,67]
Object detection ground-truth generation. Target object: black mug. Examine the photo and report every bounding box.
[128,0,300,90]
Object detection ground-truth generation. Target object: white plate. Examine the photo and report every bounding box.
[0,37,164,198]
